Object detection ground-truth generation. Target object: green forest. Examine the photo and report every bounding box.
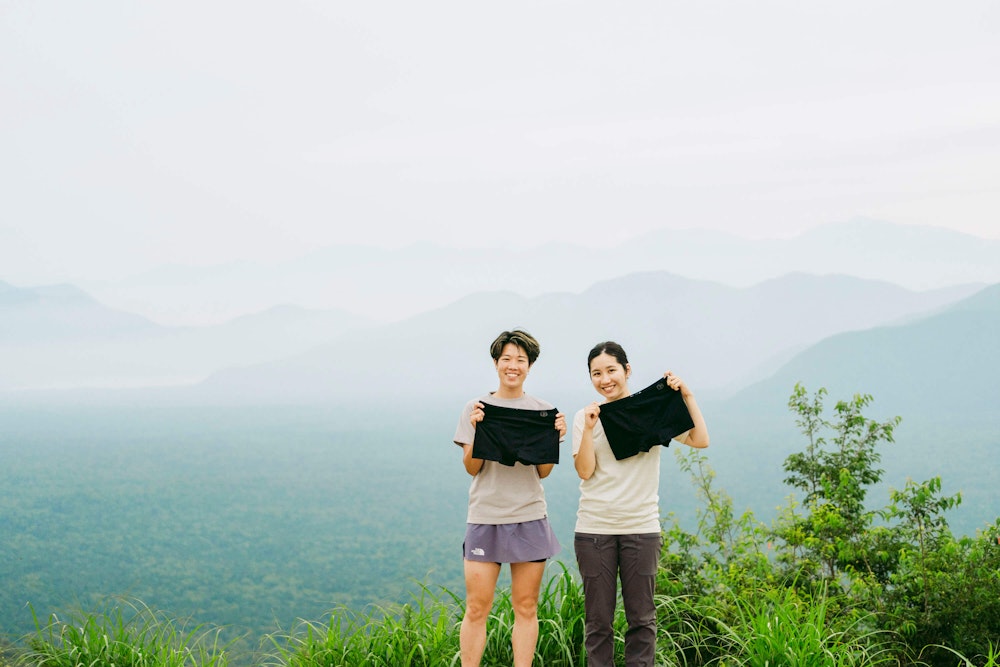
[2,385,999,666]
[0,404,474,642]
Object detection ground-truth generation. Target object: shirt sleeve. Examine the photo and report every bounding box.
[571,409,585,456]
[454,399,476,447]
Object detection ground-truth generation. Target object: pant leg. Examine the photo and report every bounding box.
[619,533,662,667]
[574,533,619,667]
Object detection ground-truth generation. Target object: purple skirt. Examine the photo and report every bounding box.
[463,517,561,563]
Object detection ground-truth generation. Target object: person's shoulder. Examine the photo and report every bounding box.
[520,393,555,411]
[471,392,499,408]
[460,397,475,412]
[460,394,490,412]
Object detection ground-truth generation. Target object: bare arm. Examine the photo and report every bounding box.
[666,371,710,449]
[539,411,566,478]
[462,443,485,476]
[460,402,486,476]
[573,403,600,480]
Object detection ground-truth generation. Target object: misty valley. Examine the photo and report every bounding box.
[2,264,999,653]
[2,391,997,644]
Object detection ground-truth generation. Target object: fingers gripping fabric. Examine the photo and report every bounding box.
[472,403,560,466]
[598,379,694,460]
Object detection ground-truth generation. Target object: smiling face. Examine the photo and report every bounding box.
[589,351,631,402]
[495,342,531,397]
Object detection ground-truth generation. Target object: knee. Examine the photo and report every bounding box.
[623,597,657,627]
[511,594,539,621]
[464,597,493,623]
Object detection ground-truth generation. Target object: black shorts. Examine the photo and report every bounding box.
[598,378,694,460]
[472,403,560,466]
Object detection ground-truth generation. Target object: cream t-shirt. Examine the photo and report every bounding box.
[572,407,662,534]
[454,393,555,525]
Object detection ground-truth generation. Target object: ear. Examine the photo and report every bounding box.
[625,363,631,378]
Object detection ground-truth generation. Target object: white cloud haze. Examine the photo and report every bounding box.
[2,1,999,284]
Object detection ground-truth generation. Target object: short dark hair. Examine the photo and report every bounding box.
[490,329,541,365]
[587,340,629,371]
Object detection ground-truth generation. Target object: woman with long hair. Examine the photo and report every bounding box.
[572,340,709,667]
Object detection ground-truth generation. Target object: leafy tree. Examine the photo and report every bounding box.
[769,385,1000,665]
[884,477,962,620]
[880,482,1000,666]
[661,449,773,602]
[775,384,901,582]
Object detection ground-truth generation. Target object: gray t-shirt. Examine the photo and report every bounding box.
[454,393,555,525]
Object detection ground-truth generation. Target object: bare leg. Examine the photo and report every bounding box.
[460,559,501,667]
[509,561,546,667]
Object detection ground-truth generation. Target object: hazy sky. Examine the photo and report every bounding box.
[3,1,999,284]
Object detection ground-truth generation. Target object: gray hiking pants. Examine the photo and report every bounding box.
[574,532,662,667]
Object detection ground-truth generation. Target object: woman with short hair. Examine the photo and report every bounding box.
[453,329,566,667]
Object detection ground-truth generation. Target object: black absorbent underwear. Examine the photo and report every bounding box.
[598,379,695,460]
[472,403,560,466]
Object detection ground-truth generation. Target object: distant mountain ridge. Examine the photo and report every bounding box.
[75,219,1000,326]
[193,272,985,406]
[0,280,158,343]
[0,282,372,390]
[708,282,1000,536]
[724,282,1000,418]
[185,275,999,536]
[0,267,992,396]
[4,274,997,539]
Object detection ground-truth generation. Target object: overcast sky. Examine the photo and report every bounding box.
[2,1,999,285]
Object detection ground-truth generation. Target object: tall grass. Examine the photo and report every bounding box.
[266,582,461,667]
[268,563,587,667]
[11,577,993,666]
[927,642,1000,667]
[17,598,232,667]
[654,593,718,666]
[704,586,903,667]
